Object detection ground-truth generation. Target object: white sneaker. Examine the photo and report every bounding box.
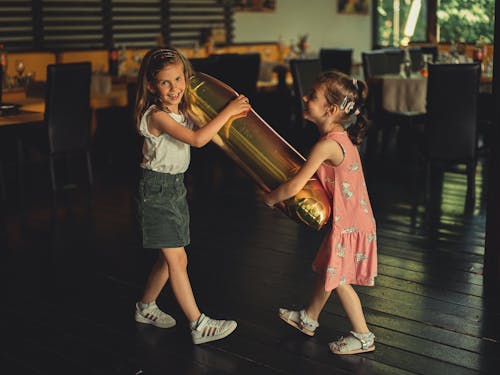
[191,313,237,344]
[134,301,176,329]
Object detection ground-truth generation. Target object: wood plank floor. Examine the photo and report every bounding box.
[1,141,499,375]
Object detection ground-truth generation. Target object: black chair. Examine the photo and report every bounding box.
[289,58,322,104]
[289,58,322,151]
[418,63,481,216]
[420,45,439,63]
[409,46,423,72]
[38,62,93,193]
[205,53,261,102]
[361,50,388,79]
[361,50,389,158]
[319,48,353,74]
[381,48,404,74]
[363,49,427,157]
[0,160,5,201]
[189,56,218,77]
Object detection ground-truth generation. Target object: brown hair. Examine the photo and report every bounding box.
[315,70,369,145]
[134,47,193,131]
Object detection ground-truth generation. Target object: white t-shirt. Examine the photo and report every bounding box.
[139,105,193,174]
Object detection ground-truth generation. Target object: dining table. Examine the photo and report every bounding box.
[1,82,128,132]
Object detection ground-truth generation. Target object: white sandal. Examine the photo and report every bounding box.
[329,331,375,355]
[279,308,319,336]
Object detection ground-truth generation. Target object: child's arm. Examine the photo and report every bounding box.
[149,94,250,147]
[264,138,343,207]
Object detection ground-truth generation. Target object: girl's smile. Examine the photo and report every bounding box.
[151,62,186,112]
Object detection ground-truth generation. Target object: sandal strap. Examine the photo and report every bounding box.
[330,331,375,353]
[299,310,319,331]
[350,331,375,350]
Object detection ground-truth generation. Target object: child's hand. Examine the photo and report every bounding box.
[224,94,251,118]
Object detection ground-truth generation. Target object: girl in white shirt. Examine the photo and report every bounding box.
[134,47,250,344]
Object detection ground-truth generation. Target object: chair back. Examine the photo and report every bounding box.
[319,48,353,74]
[289,58,322,98]
[409,46,423,72]
[362,50,388,79]
[381,48,404,75]
[420,45,438,63]
[45,62,91,154]
[207,53,261,101]
[425,63,481,162]
[189,56,219,77]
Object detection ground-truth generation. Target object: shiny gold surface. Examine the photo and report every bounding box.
[188,72,331,230]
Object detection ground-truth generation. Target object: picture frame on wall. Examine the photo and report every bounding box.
[338,0,369,15]
[233,0,276,12]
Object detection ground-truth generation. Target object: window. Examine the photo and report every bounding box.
[376,0,428,47]
[0,0,233,51]
[437,0,495,43]
[374,0,495,47]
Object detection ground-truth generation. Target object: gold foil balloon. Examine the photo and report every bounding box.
[188,72,331,230]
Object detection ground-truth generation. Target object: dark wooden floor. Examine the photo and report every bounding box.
[1,131,499,375]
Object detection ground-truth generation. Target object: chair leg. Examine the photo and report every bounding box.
[17,138,25,210]
[424,160,431,210]
[0,161,5,202]
[49,155,57,192]
[86,150,93,187]
[409,156,421,230]
[465,160,476,215]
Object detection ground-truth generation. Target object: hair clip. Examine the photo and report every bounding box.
[345,101,355,114]
[340,96,349,110]
[151,48,178,60]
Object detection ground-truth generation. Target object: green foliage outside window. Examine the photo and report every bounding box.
[377,0,428,47]
[376,0,494,47]
[438,0,495,43]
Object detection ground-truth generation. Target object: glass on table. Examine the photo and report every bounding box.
[15,60,25,78]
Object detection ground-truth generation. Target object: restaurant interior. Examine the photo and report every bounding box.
[1,1,499,374]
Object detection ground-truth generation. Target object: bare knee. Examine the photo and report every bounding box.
[335,284,354,297]
[161,247,188,271]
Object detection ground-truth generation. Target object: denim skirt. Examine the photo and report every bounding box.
[136,168,190,249]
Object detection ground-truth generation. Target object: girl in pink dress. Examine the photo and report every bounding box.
[264,70,377,355]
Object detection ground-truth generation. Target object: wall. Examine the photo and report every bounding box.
[233,0,372,63]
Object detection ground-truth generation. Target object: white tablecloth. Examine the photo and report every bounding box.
[381,74,427,114]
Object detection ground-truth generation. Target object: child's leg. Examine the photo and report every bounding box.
[161,247,237,344]
[160,247,201,323]
[335,284,369,333]
[329,284,375,354]
[305,275,333,321]
[135,252,176,328]
[279,275,328,336]
[140,252,170,304]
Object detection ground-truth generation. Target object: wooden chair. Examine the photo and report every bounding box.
[319,48,353,74]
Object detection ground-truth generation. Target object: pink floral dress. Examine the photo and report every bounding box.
[312,131,377,291]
